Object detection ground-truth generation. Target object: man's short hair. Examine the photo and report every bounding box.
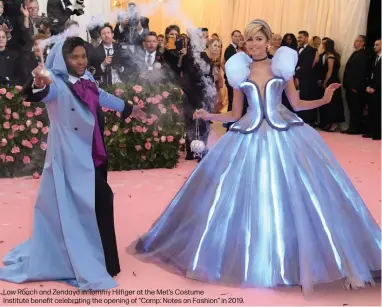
[298,31,309,37]
[146,31,157,39]
[99,23,113,34]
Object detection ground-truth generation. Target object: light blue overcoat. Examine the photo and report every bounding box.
[0,40,128,290]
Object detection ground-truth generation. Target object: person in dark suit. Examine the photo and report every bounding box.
[47,0,84,35]
[295,30,317,125]
[90,24,124,86]
[113,2,149,54]
[17,32,49,85]
[0,29,18,85]
[2,0,23,49]
[223,30,245,130]
[364,38,381,140]
[131,31,171,84]
[342,35,369,134]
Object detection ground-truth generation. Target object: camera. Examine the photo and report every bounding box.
[0,15,12,30]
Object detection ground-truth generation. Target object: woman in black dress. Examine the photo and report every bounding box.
[318,38,345,131]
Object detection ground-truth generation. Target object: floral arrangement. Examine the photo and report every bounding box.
[0,83,185,178]
[0,86,48,178]
[104,83,185,171]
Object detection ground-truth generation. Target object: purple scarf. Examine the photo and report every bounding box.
[72,78,107,167]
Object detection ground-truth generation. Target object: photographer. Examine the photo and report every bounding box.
[162,25,187,78]
[113,1,149,54]
[47,0,84,35]
[91,24,124,86]
[19,0,41,47]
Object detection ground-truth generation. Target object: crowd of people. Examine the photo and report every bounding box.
[0,0,380,146]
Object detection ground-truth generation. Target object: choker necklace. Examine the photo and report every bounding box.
[252,55,268,62]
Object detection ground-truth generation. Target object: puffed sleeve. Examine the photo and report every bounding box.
[271,46,298,81]
[224,51,252,89]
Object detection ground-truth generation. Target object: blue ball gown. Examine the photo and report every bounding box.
[130,47,381,291]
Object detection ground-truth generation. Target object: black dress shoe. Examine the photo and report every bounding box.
[362,134,372,138]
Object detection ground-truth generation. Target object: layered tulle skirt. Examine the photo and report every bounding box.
[130,122,381,290]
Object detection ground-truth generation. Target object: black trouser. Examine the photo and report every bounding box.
[346,89,364,132]
[368,91,381,138]
[95,163,120,277]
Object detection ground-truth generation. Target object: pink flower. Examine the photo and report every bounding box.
[8,133,14,140]
[23,101,31,107]
[155,94,163,102]
[146,97,152,103]
[136,126,143,133]
[143,127,148,133]
[135,145,142,151]
[34,107,43,116]
[19,125,25,131]
[23,156,31,164]
[0,154,5,162]
[141,155,146,160]
[160,136,166,142]
[167,135,174,142]
[40,143,47,151]
[11,146,20,154]
[15,85,23,92]
[151,114,158,121]
[158,126,163,131]
[33,172,40,179]
[125,117,131,124]
[1,138,7,146]
[138,100,145,109]
[160,108,167,114]
[179,138,186,144]
[151,97,159,104]
[11,125,19,132]
[123,129,130,134]
[42,127,49,134]
[22,140,33,148]
[26,111,34,118]
[145,142,152,150]
[133,85,143,93]
[128,100,133,105]
[5,114,10,120]
[6,156,14,162]
[162,91,170,98]
[31,128,39,134]
[180,89,184,95]
[146,119,154,126]
[171,104,180,114]
[36,121,43,128]
[112,125,119,132]
[104,130,111,137]
[26,120,32,127]
[12,112,19,119]
[30,137,39,144]
[4,107,11,114]
[3,122,10,129]
[0,88,6,95]
[102,107,109,112]
[116,112,121,118]
[154,138,160,142]
[133,96,139,103]
[114,88,124,96]
[152,131,158,137]
[158,103,164,109]
[6,92,14,100]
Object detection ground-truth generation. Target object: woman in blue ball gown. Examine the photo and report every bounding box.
[129,20,381,292]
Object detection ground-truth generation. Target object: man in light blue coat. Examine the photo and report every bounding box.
[0,37,145,290]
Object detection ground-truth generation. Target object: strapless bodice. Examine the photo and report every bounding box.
[230,78,304,133]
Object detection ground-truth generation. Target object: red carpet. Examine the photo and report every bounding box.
[0,129,381,306]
